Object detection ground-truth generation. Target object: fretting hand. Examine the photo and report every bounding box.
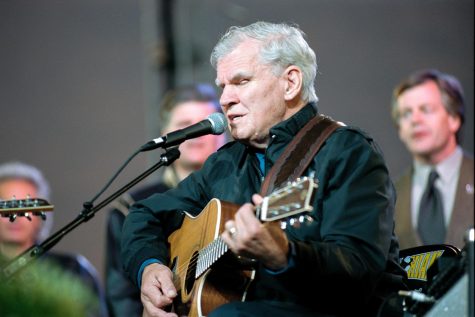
[221,194,290,271]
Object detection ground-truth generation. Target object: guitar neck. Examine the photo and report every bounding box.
[0,198,54,216]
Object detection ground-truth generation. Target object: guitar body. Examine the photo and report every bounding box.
[168,199,254,317]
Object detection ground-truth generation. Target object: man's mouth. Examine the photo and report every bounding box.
[412,131,429,140]
[228,114,243,123]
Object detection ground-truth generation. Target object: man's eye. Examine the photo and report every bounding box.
[421,105,434,114]
[239,79,249,85]
[400,110,411,119]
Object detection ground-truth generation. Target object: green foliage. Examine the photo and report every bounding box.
[0,259,98,317]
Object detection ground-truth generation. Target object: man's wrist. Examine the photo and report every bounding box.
[137,258,162,286]
[265,241,296,274]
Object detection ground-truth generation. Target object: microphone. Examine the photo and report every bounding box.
[140,112,227,152]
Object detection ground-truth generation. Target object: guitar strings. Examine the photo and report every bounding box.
[171,231,229,286]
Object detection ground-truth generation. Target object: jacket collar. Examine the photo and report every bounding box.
[269,102,318,142]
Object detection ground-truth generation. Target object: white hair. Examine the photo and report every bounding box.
[210,21,318,103]
[0,161,53,242]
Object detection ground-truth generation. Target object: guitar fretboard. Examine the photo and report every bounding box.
[196,237,228,278]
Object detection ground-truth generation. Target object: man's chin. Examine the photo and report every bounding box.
[408,142,432,155]
[181,161,206,171]
[411,147,436,161]
[1,237,26,245]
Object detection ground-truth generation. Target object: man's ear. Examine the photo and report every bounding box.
[448,114,461,135]
[283,65,303,101]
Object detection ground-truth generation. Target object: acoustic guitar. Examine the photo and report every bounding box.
[167,177,317,317]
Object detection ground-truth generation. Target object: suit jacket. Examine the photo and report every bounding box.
[395,153,474,250]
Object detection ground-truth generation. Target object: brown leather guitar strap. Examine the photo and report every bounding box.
[260,114,344,196]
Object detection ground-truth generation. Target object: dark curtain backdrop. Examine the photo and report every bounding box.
[1,0,473,287]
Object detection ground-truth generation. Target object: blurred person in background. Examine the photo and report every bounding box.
[391,69,474,250]
[0,161,109,317]
[105,83,226,317]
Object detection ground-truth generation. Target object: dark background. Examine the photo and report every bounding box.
[1,0,473,286]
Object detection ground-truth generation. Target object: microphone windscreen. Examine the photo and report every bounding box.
[208,113,227,135]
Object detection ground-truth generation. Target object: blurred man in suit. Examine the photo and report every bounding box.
[391,69,474,249]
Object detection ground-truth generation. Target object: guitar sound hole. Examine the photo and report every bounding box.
[185,251,198,294]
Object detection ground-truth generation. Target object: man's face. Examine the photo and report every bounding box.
[396,80,460,163]
[164,101,225,170]
[216,39,289,149]
[0,179,42,249]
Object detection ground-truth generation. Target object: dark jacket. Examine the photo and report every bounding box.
[121,103,406,315]
[106,181,171,317]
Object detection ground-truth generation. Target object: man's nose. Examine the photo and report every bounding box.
[220,86,238,109]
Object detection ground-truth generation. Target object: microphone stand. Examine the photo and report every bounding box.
[1,147,180,281]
